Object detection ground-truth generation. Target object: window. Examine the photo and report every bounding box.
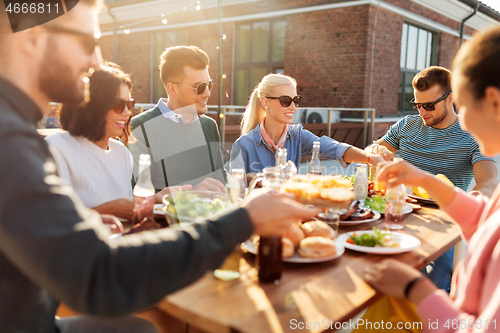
[398,23,436,113]
[152,30,189,102]
[234,20,286,106]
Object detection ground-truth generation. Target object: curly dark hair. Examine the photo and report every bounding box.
[60,61,133,145]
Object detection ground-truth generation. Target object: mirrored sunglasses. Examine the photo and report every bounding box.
[266,95,301,108]
[173,80,214,95]
[410,92,451,112]
[113,99,135,114]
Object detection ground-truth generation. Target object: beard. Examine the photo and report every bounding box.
[38,36,87,104]
[423,107,448,127]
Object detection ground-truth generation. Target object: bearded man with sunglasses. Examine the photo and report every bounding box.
[370,66,497,293]
[129,46,227,193]
[0,1,322,332]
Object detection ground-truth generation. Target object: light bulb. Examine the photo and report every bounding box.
[124,27,130,34]
[222,34,227,40]
[161,15,167,24]
[196,4,201,10]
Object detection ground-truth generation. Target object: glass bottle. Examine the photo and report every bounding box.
[133,154,156,227]
[276,148,287,167]
[228,168,245,204]
[384,184,406,230]
[353,163,369,200]
[257,236,283,284]
[368,141,379,182]
[308,141,322,175]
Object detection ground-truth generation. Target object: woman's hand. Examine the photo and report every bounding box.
[364,259,437,305]
[93,198,134,221]
[376,159,428,188]
[192,178,227,193]
[155,185,192,203]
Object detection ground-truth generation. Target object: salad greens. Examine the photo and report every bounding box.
[344,175,355,187]
[347,227,387,247]
[364,194,386,212]
[166,191,229,220]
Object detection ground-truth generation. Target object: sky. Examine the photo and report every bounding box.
[479,0,500,13]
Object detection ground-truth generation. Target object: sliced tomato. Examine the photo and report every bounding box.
[346,238,356,244]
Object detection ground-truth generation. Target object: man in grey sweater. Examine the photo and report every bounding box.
[0,1,319,332]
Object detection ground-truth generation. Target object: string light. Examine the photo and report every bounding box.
[221,34,226,40]
[100,1,206,35]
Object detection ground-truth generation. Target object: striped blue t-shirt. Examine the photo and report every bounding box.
[382,115,495,191]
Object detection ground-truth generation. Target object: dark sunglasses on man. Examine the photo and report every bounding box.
[43,25,100,55]
[410,92,451,111]
[113,98,135,114]
[266,95,301,108]
[172,80,214,95]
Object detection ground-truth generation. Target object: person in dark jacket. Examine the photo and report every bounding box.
[0,1,319,332]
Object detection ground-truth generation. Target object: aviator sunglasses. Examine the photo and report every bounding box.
[410,92,451,111]
[113,98,135,114]
[43,25,100,55]
[265,95,301,108]
[172,80,214,95]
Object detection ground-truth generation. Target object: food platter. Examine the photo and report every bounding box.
[241,240,345,263]
[339,211,381,226]
[337,230,421,255]
[406,190,436,205]
[153,204,164,215]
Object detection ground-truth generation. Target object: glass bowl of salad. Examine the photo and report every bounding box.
[162,190,233,226]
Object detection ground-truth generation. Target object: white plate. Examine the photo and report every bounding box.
[337,230,421,255]
[241,240,345,263]
[154,204,164,215]
[339,211,381,226]
[407,192,436,205]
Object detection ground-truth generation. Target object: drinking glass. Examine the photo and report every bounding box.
[384,184,406,230]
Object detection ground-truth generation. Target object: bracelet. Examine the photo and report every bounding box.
[404,275,425,299]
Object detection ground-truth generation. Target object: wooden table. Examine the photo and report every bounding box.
[156,205,461,333]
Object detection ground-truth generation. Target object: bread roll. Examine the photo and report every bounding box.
[282,237,295,258]
[298,236,337,258]
[284,223,305,247]
[301,220,335,239]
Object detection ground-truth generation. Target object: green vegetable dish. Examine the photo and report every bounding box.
[347,227,399,248]
[166,191,230,221]
[364,194,386,212]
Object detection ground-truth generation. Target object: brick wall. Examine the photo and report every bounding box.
[98,0,483,117]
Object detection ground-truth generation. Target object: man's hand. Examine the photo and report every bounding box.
[241,189,320,236]
[364,145,394,162]
[154,185,192,203]
[192,178,227,193]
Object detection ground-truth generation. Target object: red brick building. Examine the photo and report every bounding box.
[98,0,500,141]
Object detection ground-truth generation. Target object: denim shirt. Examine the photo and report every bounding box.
[230,123,351,174]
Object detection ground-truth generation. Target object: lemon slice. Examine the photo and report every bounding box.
[411,186,430,199]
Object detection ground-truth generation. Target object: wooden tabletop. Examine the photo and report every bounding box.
[156,204,461,333]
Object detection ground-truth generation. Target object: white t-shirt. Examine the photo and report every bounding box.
[46,132,133,208]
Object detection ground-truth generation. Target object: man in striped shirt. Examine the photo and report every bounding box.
[372,66,498,293]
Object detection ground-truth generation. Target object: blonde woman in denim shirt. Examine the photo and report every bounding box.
[229,73,385,179]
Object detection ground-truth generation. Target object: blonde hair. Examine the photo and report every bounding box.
[240,73,297,135]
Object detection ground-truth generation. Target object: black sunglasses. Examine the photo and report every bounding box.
[172,80,214,95]
[43,25,100,55]
[265,95,301,108]
[410,92,451,112]
[113,99,135,114]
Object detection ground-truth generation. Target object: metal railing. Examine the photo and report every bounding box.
[135,103,376,147]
